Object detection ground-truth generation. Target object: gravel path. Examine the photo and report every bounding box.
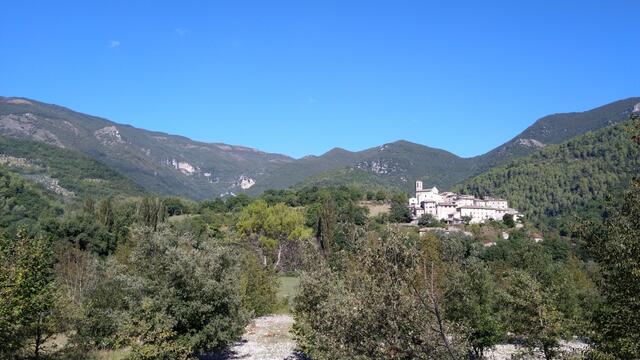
[485,341,588,359]
[205,315,587,360]
[205,314,302,360]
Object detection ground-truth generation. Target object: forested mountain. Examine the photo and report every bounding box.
[470,97,640,171]
[262,98,639,194]
[0,97,293,199]
[1,96,637,198]
[0,136,145,199]
[250,140,473,193]
[455,116,640,231]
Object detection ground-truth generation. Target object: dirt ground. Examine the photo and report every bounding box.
[205,315,304,360]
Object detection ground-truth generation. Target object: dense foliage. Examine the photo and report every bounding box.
[456,119,640,232]
[1,113,639,359]
[294,229,468,360]
[84,226,248,359]
[581,179,640,359]
[0,136,145,199]
[293,225,597,359]
[0,177,283,358]
[0,166,61,236]
[0,230,62,359]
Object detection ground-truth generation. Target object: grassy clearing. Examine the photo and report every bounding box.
[276,276,300,313]
[167,214,196,222]
[94,349,131,359]
[360,201,390,217]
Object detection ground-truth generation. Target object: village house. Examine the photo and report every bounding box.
[409,180,522,224]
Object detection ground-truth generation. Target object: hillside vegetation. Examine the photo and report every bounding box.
[256,98,640,194]
[253,140,473,194]
[456,116,640,231]
[0,136,145,199]
[2,96,637,198]
[470,97,639,171]
[0,97,292,199]
[0,165,61,235]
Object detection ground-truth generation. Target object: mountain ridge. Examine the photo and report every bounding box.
[0,96,293,199]
[455,116,640,231]
[1,95,638,198]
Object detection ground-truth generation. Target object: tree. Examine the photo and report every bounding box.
[502,213,515,228]
[225,193,252,212]
[96,196,115,228]
[315,195,337,257]
[418,213,444,228]
[389,193,412,223]
[294,229,466,359]
[375,189,387,201]
[240,253,279,317]
[236,200,312,270]
[126,227,248,358]
[76,226,250,358]
[83,195,95,215]
[163,197,190,216]
[366,190,375,201]
[137,197,166,231]
[445,259,504,359]
[583,180,640,359]
[0,230,63,359]
[502,270,566,359]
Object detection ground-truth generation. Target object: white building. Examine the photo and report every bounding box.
[409,180,521,224]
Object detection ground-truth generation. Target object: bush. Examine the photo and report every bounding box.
[418,213,444,227]
[389,193,412,223]
[240,253,279,317]
[502,214,515,228]
[293,229,466,359]
[76,226,249,358]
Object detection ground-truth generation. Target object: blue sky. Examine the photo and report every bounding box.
[1,1,638,158]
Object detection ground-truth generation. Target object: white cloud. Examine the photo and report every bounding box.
[108,40,120,48]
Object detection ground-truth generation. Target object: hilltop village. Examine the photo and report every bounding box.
[409,180,521,224]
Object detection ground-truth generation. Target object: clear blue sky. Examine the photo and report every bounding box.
[1,1,638,158]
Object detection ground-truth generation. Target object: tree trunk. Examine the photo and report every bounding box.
[428,262,458,360]
[273,243,283,270]
[34,315,42,359]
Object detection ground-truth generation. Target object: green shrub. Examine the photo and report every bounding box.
[75,226,248,358]
[293,229,466,359]
[240,253,279,317]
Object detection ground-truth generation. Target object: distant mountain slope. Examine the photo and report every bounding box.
[0,136,145,199]
[280,98,640,193]
[1,96,637,199]
[0,97,293,199]
[470,97,640,171]
[455,116,640,230]
[250,140,473,194]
